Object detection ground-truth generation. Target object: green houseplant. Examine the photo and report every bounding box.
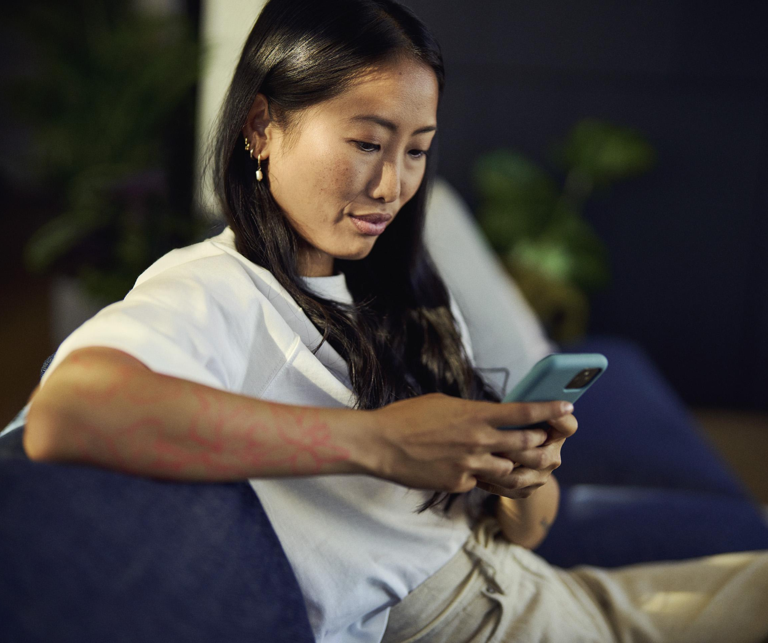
[473,118,655,343]
[9,0,205,307]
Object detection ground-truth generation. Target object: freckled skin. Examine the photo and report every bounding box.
[243,57,440,277]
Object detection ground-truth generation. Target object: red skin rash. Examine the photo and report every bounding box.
[54,350,351,480]
[268,404,351,474]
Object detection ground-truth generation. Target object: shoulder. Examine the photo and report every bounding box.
[40,229,274,391]
[135,227,253,289]
[40,229,302,393]
[126,227,276,316]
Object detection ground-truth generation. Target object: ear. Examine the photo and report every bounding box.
[241,93,274,159]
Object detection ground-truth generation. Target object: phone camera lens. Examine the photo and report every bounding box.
[565,368,601,390]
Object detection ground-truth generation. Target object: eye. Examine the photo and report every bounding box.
[409,149,429,160]
[355,141,380,153]
[353,141,429,160]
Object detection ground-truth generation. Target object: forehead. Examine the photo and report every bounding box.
[319,58,439,127]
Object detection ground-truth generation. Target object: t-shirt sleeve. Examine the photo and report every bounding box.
[40,255,261,392]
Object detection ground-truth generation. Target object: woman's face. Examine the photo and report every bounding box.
[243,56,439,276]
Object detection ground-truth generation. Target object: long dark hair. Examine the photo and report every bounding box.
[211,0,501,514]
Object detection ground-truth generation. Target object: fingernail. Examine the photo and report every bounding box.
[563,403,574,413]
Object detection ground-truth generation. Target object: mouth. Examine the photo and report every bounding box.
[349,212,393,224]
[348,212,393,236]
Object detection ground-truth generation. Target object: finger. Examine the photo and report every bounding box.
[484,400,574,430]
[487,427,549,454]
[545,413,578,439]
[505,444,561,472]
[475,479,544,499]
[469,453,518,482]
[475,480,516,496]
[477,466,548,494]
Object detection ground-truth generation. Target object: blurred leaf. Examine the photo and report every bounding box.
[508,239,573,284]
[25,211,104,272]
[471,118,654,343]
[559,118,655,187]
[10,0,202,302]
[543,211,612,293]
[475,203,528,253]
[78,265,135,304]
[473,150,559,248]
[9,9,198,186]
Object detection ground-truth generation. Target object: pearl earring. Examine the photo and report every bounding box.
[256,153,263,182]
[245,137,263,182]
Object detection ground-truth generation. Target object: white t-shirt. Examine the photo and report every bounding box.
[40,226,477,643]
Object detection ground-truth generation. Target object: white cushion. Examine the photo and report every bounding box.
[424,176,558,397]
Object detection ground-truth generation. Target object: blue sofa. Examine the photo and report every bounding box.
[2,335,767,642]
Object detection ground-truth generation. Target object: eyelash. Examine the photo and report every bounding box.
[354,141,429,159]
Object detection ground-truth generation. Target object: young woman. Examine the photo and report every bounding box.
[23,1,768,642]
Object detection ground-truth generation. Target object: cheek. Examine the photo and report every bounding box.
[322,150,366,203]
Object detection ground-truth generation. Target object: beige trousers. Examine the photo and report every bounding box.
[381,516,768,643]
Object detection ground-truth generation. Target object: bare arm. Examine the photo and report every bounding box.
[25,345,574,492]
[24,346,374,481]
[495,474,560,549]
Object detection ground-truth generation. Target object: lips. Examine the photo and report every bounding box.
[349,213,393,224]
[348,212,392,236]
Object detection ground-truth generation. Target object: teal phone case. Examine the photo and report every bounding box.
[500,353,608,429]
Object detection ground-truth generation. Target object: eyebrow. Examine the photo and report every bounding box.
[348,114,437,135]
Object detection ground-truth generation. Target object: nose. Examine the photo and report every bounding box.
[370,158,401,204]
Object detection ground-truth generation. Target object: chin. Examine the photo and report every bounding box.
[334,244,375,262]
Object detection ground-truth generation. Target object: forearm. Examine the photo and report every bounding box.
[24,347,375,481]
[495,474,559,549]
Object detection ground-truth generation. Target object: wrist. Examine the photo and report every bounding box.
[494,475,559,549]
[326,407,385,477]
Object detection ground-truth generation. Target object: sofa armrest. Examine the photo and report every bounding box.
[0,453,314,643]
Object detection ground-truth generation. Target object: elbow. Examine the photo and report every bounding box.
[495,495,553,551]
[23,398,66,462]
[519,532,549,551]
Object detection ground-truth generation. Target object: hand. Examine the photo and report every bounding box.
[475,411,578,499]
[367,392,574,493]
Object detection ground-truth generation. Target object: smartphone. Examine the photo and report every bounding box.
[499,353,608,430]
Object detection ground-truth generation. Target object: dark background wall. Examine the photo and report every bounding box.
[1,1,766,418]
[403,0,768,410]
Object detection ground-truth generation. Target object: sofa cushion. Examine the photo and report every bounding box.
[559,335,749,499]
[537,484,768,569]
